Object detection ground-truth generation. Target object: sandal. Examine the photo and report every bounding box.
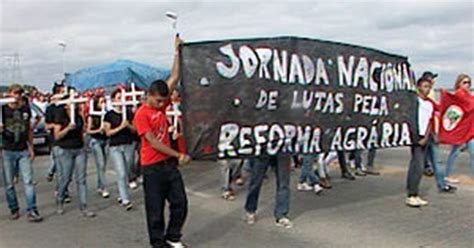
[222,190,236,201]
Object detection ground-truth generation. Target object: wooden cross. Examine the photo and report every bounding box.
[166,105,182,139]
[55,89,88,125]
[88,99,106,129]
[111,83,145,121]
[124,82,145,109]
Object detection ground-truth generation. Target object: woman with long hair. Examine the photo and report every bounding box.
[87,95,109,198]
[53,94,95,217]
[445,74,474,183]
[104,89,136,210]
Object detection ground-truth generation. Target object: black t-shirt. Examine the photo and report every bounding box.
[45,104,59,124]
[2,104,31,151]
[53,107,84,149]
[104,109,135,146]
[45,104,60,145]
[89,115,107,140]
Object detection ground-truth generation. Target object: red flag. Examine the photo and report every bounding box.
[438,89,474,144]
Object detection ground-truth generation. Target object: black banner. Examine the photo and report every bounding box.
[181,36,417,160]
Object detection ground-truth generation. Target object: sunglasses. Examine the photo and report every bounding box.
[462,80,471,85]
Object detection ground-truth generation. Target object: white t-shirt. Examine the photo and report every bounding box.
[32,99,48,113]
[418,97,434,136]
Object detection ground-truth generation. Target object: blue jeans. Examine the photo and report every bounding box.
[56,147,88,209]
[348,150,363,169]
[51,146,68,194]
[299,154,320,185]
[2,150,37,213]
[446,139,474,176]
[244,155,290,220]
[128,141,140,181]
[219,159,243,191]
[366,148,377,169]
[426,137,447,189]
[47,151,57,175]
[109,143,135,202]
[407,144,426,196]
[89,138,108,190]
[243,159,253,173]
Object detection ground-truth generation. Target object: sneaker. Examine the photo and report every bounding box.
[235,177,245,186]
[56,203,64,215]
[129,181,138,190]
[80,209,96,218]
[320,178,332,189]
[117,198,123,204]
[245,212,256,225]
[354,168,367,177]
[46,173,54,182]
[122,201,133,211]
[27,210,43,223]
[101,190,110,199]
[313,184,323,195]
[166,240,188,248]
[341,172,356,180]
[297,182,313,191]
[276,217,293,229]
[445,177,460,184]
[10,210,20,220]
[222,190,236,201]
[423,168,434,177]
[365,169,381,176]
[415,196,428,206]
[64,195,71,204]
[405,196,422,207]
[440,185,457,194]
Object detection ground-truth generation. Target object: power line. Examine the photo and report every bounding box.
[2,52,22,84]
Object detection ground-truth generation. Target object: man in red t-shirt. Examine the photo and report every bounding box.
[133,36,191,248]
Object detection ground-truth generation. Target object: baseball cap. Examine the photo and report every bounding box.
[421,71,438,80]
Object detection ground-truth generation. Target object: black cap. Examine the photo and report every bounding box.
[416,77,431,87]
[421,71,438,80]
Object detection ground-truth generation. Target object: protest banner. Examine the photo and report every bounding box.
[181,37,417,159]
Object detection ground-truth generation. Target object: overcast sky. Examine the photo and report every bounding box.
[1,0,472,91]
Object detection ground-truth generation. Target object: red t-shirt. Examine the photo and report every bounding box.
[133,101,172,166]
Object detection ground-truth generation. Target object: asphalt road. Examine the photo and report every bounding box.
[0,146,472,248]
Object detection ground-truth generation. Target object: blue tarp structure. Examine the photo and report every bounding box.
[66,59,170,91]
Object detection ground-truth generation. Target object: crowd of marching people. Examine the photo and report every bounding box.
[1,36,473,248]
[0,37,189,248]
